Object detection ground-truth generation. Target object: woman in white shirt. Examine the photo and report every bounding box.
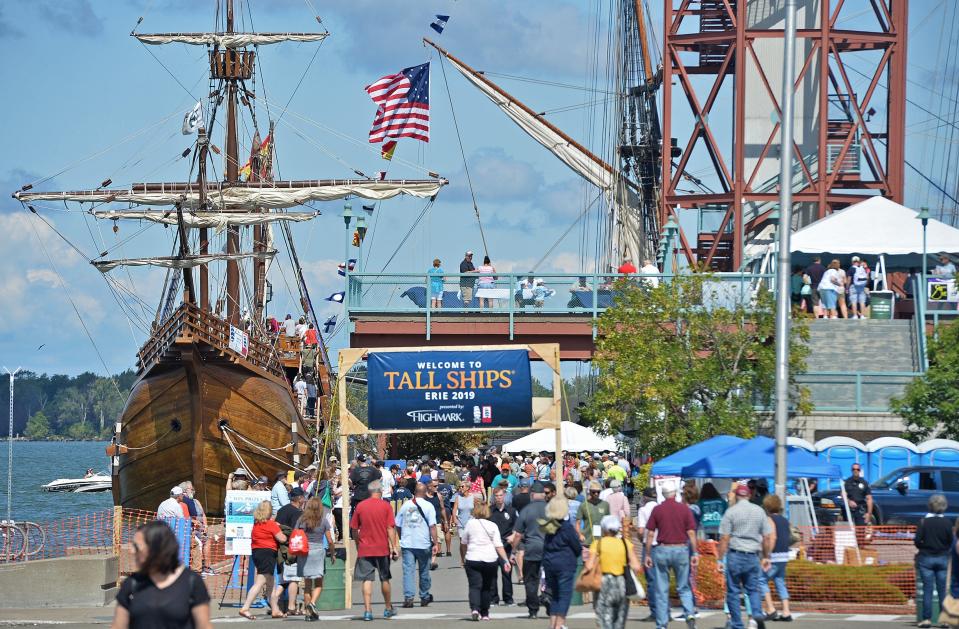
[817,259,843,319]
[459,501,511,621]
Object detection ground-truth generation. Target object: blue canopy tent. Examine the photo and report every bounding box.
[651,435,747,476]
[680,436,841,479]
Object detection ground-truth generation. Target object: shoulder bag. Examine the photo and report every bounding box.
[575,537,603,593]
[939,552,959,627]
[622,539,645,600]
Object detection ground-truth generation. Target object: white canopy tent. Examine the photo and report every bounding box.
[790,197,959,257]
[501,421,618,453]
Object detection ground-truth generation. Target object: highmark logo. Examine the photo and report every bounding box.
[406,409,466,423]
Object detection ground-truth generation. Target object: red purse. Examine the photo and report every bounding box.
[288,529,310,556]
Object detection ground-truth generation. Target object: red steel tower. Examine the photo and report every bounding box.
[661,0,907,270]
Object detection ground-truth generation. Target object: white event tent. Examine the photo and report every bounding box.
[501,421,618,453]
[789,197,959,262]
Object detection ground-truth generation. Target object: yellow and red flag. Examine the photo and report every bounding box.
[381,140,397,161]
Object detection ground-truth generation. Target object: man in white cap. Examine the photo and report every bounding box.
[643,482,698,629]
[157,485,186,518]
[716,483,774,629]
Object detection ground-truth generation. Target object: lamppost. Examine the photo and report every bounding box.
[661,216,680,278]
[4,366,21,524]
[343,201,353,301]
[919,206,930,299]
[355,215,367,275]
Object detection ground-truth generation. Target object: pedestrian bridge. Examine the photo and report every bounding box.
[344,271,772,359]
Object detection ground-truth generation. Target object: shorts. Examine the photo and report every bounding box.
[430,284,444,296]
[281,560,303,583]
[851,284,867,304]
[252,547,278,575]
[355,555,392,582]
[460,285,474,305]
[811,287,821,306]
[820,289,838,310]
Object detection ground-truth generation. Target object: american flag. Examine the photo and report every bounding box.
[366,63,430,143]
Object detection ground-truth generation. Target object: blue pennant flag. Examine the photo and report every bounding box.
[337,259,357,276]
[361,204,375,215]
[325,291,345,303]
[430,15,449,34]
[323,315,337,334]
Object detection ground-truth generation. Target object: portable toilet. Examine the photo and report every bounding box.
[814,436,866,489]
[786,437,818,494]
[918,439,959,468]
[865,437,919,483]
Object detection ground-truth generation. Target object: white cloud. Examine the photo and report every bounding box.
[26,268,59,287]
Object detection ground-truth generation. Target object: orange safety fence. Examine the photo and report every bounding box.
[687,525,921,615]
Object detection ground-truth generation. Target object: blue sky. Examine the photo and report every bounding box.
[0,0,952,377]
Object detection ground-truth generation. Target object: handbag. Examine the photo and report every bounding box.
[575,538,603,593]
[940,555,959,627]
[622,539,645,600]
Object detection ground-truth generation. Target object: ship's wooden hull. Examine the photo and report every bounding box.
[112,357,305,517]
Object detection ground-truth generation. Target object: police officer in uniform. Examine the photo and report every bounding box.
[844,463,873,525]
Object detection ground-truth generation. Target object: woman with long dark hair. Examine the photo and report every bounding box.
[112,520,211,629]
[296,497,336,622]
[541,497,583,629]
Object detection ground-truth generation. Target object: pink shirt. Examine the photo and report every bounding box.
[606,491,631,521]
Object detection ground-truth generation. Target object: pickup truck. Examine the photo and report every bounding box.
[815,466,959,526]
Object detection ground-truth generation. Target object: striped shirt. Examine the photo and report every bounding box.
[718,498,772,553]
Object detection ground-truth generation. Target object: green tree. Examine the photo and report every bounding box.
[48,386,90,432]
[90,378,124,433]
[894,322,959,440]
[67,421,97,440]
[582,275,811,459]
[24,411,51,440]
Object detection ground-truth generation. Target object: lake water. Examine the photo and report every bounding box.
[0,441,113,522]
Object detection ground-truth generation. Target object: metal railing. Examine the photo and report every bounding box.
[345,271,775,339]
[783,371,921,413]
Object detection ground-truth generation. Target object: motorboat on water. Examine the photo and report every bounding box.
[42,470,112,493]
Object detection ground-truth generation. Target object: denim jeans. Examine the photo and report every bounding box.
[760,561,789,600]
[642,549,659,620]
[918,552,949,622]
[725,550,764,629]
[652,545,694,629]
[401,547,432,600]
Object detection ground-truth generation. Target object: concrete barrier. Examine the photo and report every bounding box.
[0,555,119,608]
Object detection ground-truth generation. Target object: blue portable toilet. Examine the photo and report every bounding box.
[786,437,819,493]
[865,437,918,483]
[814,436,866,489]
[919,439,959,468]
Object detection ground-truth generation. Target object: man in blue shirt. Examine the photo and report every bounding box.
[491,464,518,493]
[270,471,290,512]
[395,482,439,608]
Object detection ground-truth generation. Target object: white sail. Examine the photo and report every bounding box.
[134,33,328,48]
[16,180,446,210]
[92,210,318,229]
[443,53,649,266]
[444,57,614,192]
[92,251,275,273]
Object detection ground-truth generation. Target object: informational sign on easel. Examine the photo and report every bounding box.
[224,490,269,555]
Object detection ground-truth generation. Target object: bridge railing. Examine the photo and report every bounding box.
[345,271,775,317]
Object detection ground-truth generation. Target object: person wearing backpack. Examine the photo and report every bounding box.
[395,482,440,608]
[293,497,336,622]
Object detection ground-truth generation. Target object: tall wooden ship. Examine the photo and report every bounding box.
[13,0,446,515]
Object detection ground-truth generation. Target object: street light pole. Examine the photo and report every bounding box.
[343,201,354,299]
[774,0,798,499]
[4,366,22,524]
[920,207,930,300]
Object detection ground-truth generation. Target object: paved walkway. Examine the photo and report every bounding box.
[0,550,919,626]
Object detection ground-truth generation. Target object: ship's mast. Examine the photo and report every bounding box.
[197,129,211,311]
[224,0,241,325]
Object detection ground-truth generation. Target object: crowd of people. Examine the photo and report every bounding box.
[136,444,894,629]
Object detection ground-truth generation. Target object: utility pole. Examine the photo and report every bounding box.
[4,366,21,523]
[774,0,797,499]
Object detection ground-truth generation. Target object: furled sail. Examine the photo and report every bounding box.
[16,179,447,211]
[134,33,328,48]
[92,210,318,229]
[92,251,276,272]
[426,38,649,266]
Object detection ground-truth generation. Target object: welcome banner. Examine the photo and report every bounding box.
[367,349,533,430]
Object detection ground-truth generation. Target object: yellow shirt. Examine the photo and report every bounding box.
[606,466,627,482]
[589,536,634,576]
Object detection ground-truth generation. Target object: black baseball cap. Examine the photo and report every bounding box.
[289,487,305,498]
[530,482,545,493]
